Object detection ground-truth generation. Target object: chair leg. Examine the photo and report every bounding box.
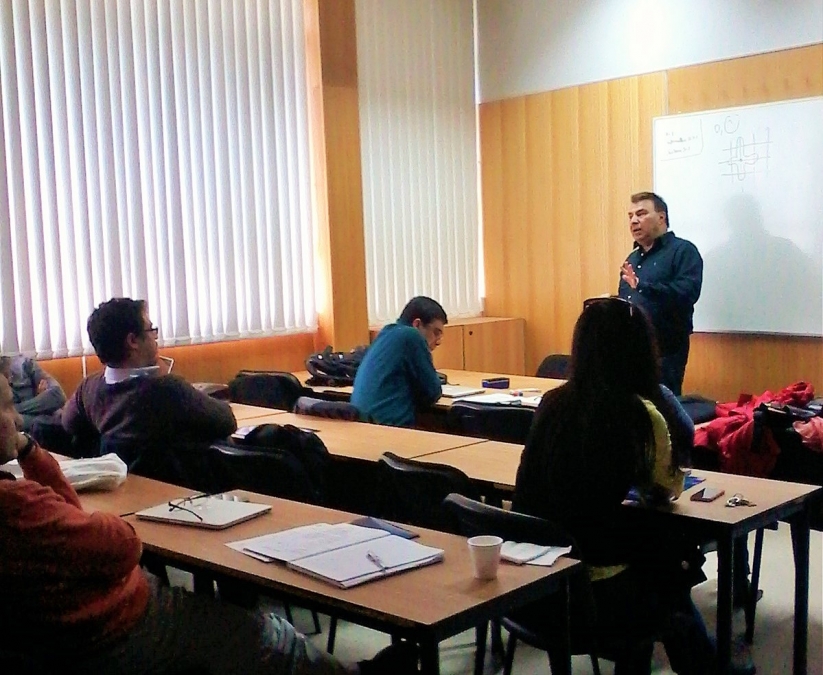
[327,617,338,654]
[503,634,517,675]
[745,527,765,644]
[590,654,602,675]
[192,573,214,596]
[474,621,488,675]
[490,619,504,657]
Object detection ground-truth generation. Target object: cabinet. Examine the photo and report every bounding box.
[433,317,526,374]
[369,316,526,375]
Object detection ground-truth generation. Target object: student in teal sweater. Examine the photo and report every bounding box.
[351,297,446,427]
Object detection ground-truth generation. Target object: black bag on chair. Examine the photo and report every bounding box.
[233,423,330,502]
[305,345,368,387]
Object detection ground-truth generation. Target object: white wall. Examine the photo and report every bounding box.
[477,0,823,102]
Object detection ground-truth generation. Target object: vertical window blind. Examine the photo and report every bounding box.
[0,0,315,359]
[355,0,482,325]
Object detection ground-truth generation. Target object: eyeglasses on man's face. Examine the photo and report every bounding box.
[143,325,160,338]
[582,296,634,317]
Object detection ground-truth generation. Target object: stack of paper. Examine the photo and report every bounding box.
[228,523,444,588]
[500,541,572,567]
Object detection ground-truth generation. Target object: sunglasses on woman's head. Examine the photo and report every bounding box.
[582,296,634,317]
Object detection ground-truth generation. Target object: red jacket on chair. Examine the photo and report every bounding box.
[694,382,814,477]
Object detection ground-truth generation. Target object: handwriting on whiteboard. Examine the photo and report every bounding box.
[660,119,703,160]
[717,125,771,182]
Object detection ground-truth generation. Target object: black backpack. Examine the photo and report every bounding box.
[227,423,331,504]
[305,345,368,387]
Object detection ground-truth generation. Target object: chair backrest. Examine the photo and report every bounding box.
[443,493,597,637]
[293,395,360,420]
[448,401,534,444]
[209,441,326,505]
[535,354,571,379]
[228,371,308,410]
[100,437,215,490]
[677,394,717,424]
[442,493,574,547]
[376,451,480,533]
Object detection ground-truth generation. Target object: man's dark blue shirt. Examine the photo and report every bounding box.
[617,230,703,355]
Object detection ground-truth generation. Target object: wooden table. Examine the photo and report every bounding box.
[78,474,191,516]
[419,443,820,675]
[125,491,581,675]
[234,411,487,461]
[293,368,564,410]
[420,440,522,489]
[230,402,290,423]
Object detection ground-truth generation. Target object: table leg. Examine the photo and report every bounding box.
[419,638,440,675]
[790,509,810,675]
[716,533,734,673]
[545,579,571,675]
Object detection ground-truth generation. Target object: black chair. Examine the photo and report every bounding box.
[376,451,481,532]
[228,370,309,410]
[293,395,360,420]
[207,440,329,633]
[677,393,717,423]
[448,401,534,445]
[535,354,571,379]
[335,453,489,665]
[442,494,602,675]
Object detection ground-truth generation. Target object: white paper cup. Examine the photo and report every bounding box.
[467,535,503,580]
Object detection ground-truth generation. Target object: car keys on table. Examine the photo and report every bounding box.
[725,493,756,508]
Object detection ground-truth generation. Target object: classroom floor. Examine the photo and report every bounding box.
[170,525,821,674]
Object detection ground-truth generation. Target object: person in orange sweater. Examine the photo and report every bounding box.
[0,375,416,674]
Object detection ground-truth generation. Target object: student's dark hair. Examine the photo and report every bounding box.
[631,191,669,228]
[398,296,448,326]
[87,298,147,365]
[530,297,671,494]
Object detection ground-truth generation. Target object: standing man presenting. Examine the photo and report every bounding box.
[618,192,703,395]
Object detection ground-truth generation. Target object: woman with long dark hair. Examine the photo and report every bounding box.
[513,297,715,674]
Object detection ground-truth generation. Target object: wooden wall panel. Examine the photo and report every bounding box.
[667,45,823,114]
[481,72,665,376]
[40,333,316,397]
[480,45,823,400]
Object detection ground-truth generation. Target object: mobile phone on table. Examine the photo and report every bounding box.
[690,487,725,502]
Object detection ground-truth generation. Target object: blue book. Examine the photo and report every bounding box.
[626,474,705,503]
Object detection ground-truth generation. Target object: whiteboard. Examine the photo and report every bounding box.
[653,97,823,337]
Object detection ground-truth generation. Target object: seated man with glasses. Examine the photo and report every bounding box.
[0,375,417,674]
[0,353,66,431]
[62,297,237,480]
[351,296,446,427]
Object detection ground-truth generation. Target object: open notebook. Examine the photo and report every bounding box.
[228,523,444,588]
[135,497,271,530]
[440,384,486,398]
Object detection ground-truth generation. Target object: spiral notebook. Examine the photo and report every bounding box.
[229,523,444,588]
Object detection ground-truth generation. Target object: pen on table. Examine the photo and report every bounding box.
[511,388,541,396]
[366,550,387,572]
